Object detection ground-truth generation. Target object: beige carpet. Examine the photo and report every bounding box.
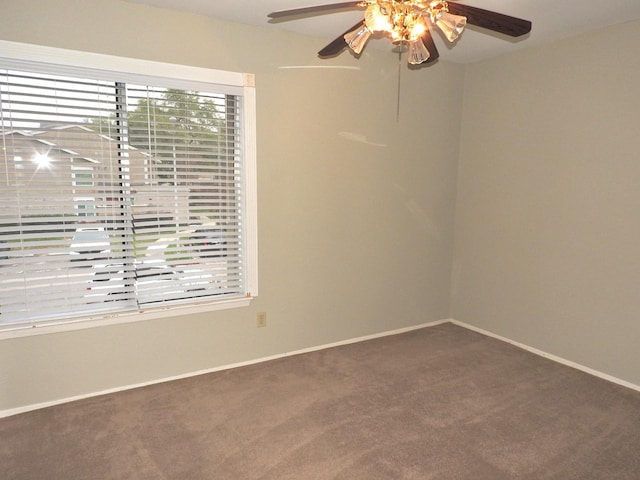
[1,323,640,479]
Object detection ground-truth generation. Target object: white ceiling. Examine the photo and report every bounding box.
[124,0,640,63]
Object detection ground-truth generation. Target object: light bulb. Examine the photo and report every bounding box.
[344,24,372,54]
[407,16,427,41]
[408,39,431,65]
[365,3,393,32]
[435,11,466,42]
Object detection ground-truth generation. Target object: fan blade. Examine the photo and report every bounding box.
[318,21,365,58]
[421,28,439,63]
[268,2,364,19]
[447,3,531,37]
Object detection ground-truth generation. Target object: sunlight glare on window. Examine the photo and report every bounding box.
[32,152,52,169]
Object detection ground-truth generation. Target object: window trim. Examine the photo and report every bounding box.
[0,40,258,339]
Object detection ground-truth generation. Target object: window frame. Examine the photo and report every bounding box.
[0,40,258,339]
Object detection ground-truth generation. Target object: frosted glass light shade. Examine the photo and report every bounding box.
[408,39,431,65]
[344,25,372,54]
[436,12,467,42]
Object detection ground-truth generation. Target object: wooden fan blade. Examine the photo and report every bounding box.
[447,3,532,37]
[421,28,439,63]
[318,20,365,58]
[268,2,364,19]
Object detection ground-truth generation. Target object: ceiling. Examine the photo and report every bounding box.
[124,0,640,63]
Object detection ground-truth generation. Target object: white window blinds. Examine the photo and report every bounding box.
[0,42,257,333]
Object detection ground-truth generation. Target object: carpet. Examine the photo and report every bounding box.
[1,322,639,479]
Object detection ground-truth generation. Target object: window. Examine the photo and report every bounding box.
[0,41,257,336]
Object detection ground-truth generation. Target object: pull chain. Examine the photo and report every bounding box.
[396,46,402,122]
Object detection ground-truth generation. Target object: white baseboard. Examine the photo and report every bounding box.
[4,318,637,419]
[450,319,640,393]
[0,319,449,419]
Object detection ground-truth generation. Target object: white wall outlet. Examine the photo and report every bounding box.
[256,312,267,328]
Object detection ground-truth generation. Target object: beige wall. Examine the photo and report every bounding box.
[4,0,637,415]
[0,0,464,411]
[452,20,640,385]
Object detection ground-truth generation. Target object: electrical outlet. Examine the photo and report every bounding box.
[256,312,267,328]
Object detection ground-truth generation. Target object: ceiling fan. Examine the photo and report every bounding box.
[268,1,532,64]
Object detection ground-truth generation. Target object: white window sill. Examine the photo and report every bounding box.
[0,295,253,340]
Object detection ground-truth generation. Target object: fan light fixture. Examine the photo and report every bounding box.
[268,1,532,66]
[348,1,466,64]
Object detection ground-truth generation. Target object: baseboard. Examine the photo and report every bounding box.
[450,319,640,393]
[6,317,636,419]
[0,319,449,419]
